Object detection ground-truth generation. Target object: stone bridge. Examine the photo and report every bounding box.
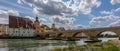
[36,26,120,39]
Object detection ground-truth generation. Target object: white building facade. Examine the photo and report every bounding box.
[9,28,37,37]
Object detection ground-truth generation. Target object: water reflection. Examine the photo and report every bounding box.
[76,38,87,45]
[98,37,119,42]
[0,37,118,51]
[0,39,77,51]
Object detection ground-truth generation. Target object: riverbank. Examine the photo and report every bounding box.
[48,39,120,51]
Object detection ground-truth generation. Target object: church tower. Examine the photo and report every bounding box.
[33,16,41,32]
[51,23,55,29]
[36,16,39,22]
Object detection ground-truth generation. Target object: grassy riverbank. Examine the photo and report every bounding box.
[48,40,120,51]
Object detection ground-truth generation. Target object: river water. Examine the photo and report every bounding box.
[0,37,119,51]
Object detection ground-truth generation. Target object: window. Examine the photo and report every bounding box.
[18,31,20,33]
[23,31,25,33]
[16,31,17,33]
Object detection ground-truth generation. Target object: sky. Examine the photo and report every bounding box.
[0,0,120,30]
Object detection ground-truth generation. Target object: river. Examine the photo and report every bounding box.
[0,37,119,51]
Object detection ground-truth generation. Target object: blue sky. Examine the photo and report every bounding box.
[0,0,120,30]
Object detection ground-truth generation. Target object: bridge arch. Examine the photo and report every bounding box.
[57,33,63,38]
[96,31,118,37]
[44,34,50,38]
[36,34,41,37]
[72,32,87,38]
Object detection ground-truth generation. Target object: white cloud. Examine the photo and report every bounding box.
[25,16,47,24]
[8,10,19,16]
[18,0,101,16]
[49,16,76,30]
[3,0,32,12]
[0,9,19,24]
[107,20,120,27]
[110,0,120,5]
[90,15,120,24]
[17,0,22,4]
[39,18,47,22]
[100,11,113,15]
[76,0,101,14]
[33,0,74,16]
[66,24,90,30]
[24,16,35,22]
[115,7,120,12]
[51,16,75,25]
[90,7,120,24]
[74,25,85,30]
[0,10,9,24]
[0,10,8,18]
[89,7,120,28]
[100,7,120,15]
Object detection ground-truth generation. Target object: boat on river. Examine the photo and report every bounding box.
[84,40,102,43]
[84,36,102,43]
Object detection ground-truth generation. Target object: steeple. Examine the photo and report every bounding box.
[51,23,55,28]
[36,16,39,21]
